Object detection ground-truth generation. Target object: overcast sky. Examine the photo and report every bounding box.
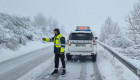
[0,0,138,36]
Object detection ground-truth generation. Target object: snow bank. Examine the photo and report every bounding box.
[97,44,139,80]
[98,41,140,74]
[104,34,134,48]
[115,45,140,60]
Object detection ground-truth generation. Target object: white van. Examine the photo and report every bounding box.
[66,26,97,61]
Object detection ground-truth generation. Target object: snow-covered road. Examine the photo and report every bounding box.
[36,56,102,80]
[0,44,139,80]
[0,45,54,80]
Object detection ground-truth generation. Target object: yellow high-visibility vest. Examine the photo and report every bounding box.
[45,34,65,53]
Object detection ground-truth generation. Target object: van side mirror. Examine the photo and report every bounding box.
[95,37,98,40]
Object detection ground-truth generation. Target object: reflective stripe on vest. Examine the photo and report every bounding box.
[54,34,65,48]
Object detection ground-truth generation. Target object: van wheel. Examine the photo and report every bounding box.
[92,54,97,62]
[66,54,72,60]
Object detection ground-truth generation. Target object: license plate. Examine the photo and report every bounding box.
[75,44,86,47]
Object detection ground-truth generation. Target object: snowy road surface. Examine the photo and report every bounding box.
[0,46,53,80]
[0,44,139,80]
[35,56,102,80]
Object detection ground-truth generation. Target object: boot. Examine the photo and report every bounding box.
[51,69,58,75]
[62,70,66,75]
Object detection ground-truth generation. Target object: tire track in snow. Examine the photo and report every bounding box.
[35,60,69,80]
[79,56,87,80]
[57,56,88,80]
[36,56,102,80]
[35,46,69,80]
[92,62,102,80]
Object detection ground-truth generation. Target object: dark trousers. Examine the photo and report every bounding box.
[55,53,66,69]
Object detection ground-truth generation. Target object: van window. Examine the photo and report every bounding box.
[69,33,93,40]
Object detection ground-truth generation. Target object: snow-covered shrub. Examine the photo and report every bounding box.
[105,34,134,48]
[3,21,14,30]
[0,13,46,50]
[99,18,120,42]
[115,45,140,60]
[0,13,64,50]
[4,38,20,50]
[19,36,28,45]
[100,17,134,49]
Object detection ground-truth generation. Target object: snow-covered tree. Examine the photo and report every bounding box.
[100,17,121,42]
[60,25,67,36]
[99,17,134,48]
[126,1,140,44]
[0,13,66,50]
[47,17,59,34]
[34,13,47,27]
[33,13,48,35]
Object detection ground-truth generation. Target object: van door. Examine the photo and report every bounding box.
[68,33,94,52]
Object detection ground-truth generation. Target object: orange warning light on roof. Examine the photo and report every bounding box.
[79,27,84,29]
[78,26,88,30]
[76,26,91,31]
[84,27,87,29]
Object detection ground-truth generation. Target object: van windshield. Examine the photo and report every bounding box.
[69,33,93,40]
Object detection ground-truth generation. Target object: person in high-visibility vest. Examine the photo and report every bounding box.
[42,28,66,75]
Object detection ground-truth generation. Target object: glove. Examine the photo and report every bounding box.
[42,38,46,41]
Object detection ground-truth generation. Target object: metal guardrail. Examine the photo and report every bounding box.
[97,41,140,78]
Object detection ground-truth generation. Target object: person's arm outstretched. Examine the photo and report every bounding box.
[42,37,54,42]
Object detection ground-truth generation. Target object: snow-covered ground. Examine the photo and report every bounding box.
[18,56,54,80]
[14,44,140,80]
[97,44,139,80]
[0,38,139,80]
[0,40,139,80]
[115,45,140,60]
[0,41,53,62]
